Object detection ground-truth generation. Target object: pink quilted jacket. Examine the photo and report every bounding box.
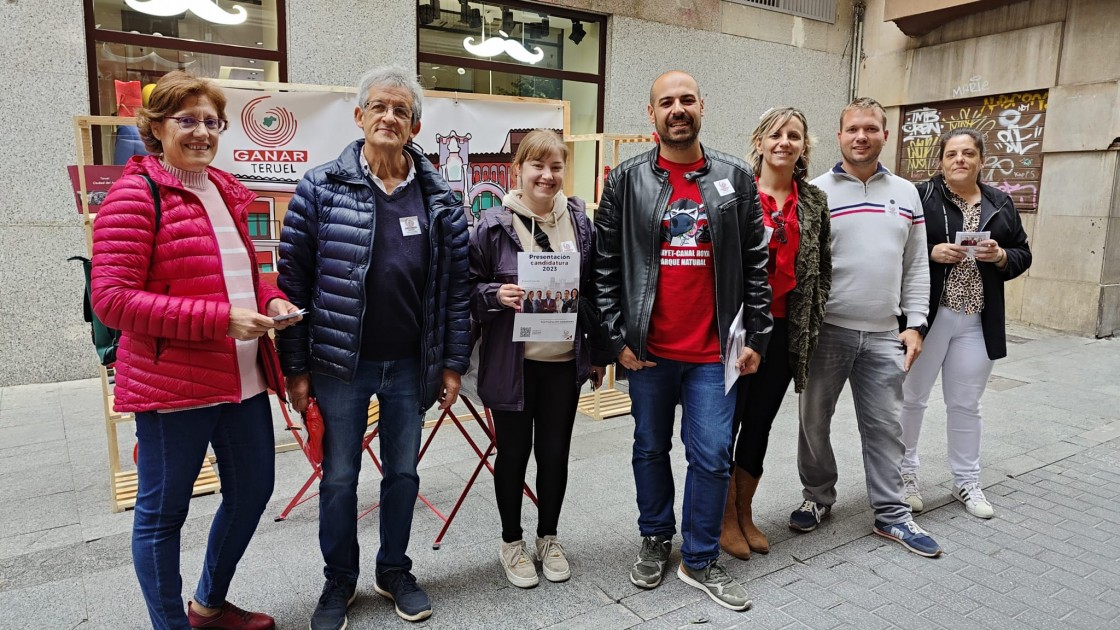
[91,156,286,412]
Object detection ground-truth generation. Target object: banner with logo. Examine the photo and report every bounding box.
[213,89,359,191]
[214,87,565,197]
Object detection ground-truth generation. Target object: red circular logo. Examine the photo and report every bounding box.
[241,95,298,148]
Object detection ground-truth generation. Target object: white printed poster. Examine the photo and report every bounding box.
[213,86,565,224]
[513,252,579,342]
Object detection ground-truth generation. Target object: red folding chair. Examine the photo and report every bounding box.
[275,394,537,551]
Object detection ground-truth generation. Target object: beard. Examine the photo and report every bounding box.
[658,114,700,149]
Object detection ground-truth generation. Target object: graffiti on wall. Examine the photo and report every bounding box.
[898,91,1047,211]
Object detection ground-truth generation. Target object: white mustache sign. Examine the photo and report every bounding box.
[123,0,248,25]
[462,34,545,64]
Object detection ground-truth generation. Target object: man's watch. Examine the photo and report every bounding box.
[906,324,929,338]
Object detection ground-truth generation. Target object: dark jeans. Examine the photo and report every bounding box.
[627,355,736,570]
[132,392,275,630]
[312,357,423,582]
[491,360,578,543]
[733,318,793,478]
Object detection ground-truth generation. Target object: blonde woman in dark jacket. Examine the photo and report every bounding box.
[722,107,832,560]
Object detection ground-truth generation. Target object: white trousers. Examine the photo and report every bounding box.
[900,308,995,487]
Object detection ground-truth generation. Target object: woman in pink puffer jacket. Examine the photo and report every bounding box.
[92,71,300,630]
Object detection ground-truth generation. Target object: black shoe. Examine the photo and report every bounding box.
[373,569,432,622]
[309,578,357,630]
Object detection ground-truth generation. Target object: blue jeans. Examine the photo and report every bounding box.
[627,356,736,569]
[312,357,424,582]
[132,392,275,630]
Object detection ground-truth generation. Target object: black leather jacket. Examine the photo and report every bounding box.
[593,145,772,363]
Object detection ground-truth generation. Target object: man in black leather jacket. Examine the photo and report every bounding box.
[593,70,771,611]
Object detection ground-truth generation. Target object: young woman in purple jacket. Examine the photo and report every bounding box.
[469,130,603,589]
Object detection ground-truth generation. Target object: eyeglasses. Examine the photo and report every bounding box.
[770,210,787,244]
[165,116,228,133]
[363,101,413,121]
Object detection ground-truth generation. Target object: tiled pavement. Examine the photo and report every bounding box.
[1,323,1119,629]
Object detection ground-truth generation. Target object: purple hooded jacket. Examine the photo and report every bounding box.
[469,197,596,411]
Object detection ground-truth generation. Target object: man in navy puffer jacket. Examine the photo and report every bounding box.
[277,66,470,628]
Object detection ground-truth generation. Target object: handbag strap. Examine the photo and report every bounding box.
[139,174,162,232]
[516,213,552,253]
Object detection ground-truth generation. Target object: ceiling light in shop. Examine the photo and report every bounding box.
[123,0,248,26]
[569,20,586,45]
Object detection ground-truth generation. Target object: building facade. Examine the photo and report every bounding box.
[863,0,1120,338]
[3,0,856,385]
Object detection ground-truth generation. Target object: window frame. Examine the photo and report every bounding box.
[82,0,289,117]
[415,0,606,134]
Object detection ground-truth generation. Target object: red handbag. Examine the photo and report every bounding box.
[304,398,325,466]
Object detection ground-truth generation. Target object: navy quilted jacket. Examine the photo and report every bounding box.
[276,140,471,410]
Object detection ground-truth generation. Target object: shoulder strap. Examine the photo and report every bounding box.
[515,213,552,252]
[139,174,161,232]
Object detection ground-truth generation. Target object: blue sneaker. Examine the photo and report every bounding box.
[789,500,831,532]
[874,520,943,557]
[373,569,432,622]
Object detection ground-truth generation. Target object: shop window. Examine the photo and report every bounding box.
[84,1,286,162]
[417,1,604,200]
[471,191,500,215]
[259,262,274,273]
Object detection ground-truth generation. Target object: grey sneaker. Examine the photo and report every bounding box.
[630,535,671,589]
[902,473,925,513]
[535,536,571,582]
[499,540,539,588]
[677,561,752,611]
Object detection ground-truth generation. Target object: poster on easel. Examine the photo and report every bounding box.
[211,83,566,226]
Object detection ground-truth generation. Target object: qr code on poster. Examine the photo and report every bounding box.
[518,326,532,339]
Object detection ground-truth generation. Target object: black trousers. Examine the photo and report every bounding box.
[732,318,793,478]
[492,359,578,543]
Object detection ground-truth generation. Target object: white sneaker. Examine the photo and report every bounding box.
[953,482,995,519]
[499,540,539,588]
[902,473,924,513]
[535,536,571,582]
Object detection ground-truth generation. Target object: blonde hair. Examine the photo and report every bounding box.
[136,71,228,154]
[512,129,568,189]
[513,129,568,167]
[840,96,887,128]
[748,107,813,181]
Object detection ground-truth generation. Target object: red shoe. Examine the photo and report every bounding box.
[188,601,275,630]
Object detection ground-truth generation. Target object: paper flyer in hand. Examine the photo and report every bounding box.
[724,305,746,395]
[512,252,579,342]
[954,231,991,259]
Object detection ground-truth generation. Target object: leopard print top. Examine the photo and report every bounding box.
[940,190,985,314]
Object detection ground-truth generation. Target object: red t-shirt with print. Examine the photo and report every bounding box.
[646,155,720,363]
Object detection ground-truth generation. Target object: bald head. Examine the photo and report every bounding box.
[650,70,700,105]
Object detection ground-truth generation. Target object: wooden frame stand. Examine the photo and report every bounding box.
[577,365,631,420]
[565,133,655,419]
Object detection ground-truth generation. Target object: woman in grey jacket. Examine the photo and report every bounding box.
[469,130,602,589]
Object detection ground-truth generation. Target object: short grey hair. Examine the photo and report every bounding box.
[357,66,424,125]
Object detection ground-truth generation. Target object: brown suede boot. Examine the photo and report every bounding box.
[736,471,770,554]
[720,469,751,559]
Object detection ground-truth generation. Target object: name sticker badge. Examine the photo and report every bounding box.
[400,216,422,236]
[714,179,735,197]
[560,240,577,252]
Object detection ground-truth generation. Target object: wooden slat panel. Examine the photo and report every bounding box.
[897,91,1048,212]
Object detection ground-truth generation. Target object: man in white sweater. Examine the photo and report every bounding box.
[790,97,942,558]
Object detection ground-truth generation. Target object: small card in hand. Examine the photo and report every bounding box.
[954,231,990,258]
